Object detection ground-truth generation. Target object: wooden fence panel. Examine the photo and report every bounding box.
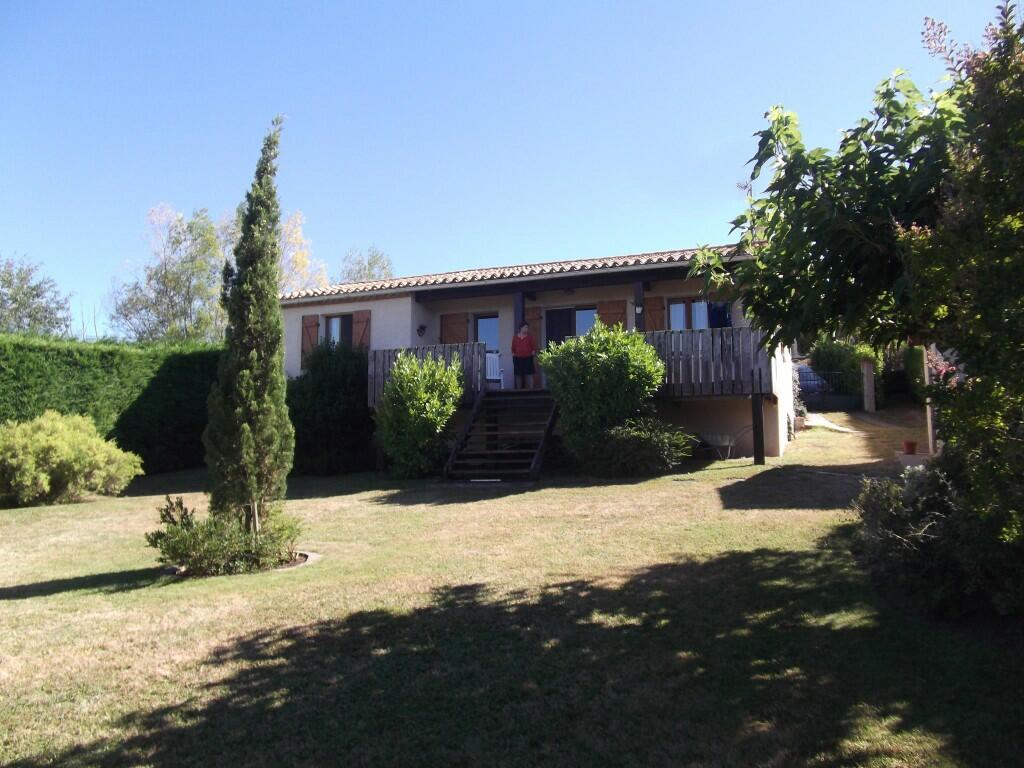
[643,328,774,398]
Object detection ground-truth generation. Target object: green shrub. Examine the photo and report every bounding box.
[903,345,927,403]
[586,418,694,477]
[854,453,1024,617]
[0,411,142,506]
[0,335,220,473]
[538,320,664,462]
[376,352,463,477]
[146,496,301,576]
[287,342,375,475]
[809,336,884,401]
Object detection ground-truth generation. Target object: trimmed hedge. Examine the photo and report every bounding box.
[287,342,375,475]
[0,335,220,474]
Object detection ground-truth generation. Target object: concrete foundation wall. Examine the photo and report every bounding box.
[656,396,785,458]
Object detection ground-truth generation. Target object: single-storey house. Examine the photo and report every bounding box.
[280,245,794,477]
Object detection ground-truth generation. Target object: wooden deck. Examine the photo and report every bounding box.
[367,329,783,408]
[367,342,486,408]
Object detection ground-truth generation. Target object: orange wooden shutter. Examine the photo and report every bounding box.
[440,312,469,344]
[300,315,319,369]
[596,300,627,329]
[352,310,371,349]
[645,296,666,331]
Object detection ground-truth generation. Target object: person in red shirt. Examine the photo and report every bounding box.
[511,322,537,389]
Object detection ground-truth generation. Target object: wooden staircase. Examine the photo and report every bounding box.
[444,390,558,481]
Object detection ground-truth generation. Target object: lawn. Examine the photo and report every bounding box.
[1,408,1021,767]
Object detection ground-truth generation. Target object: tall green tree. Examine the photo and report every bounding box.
[109,205,226,342]
[203,118,294,535]
[0,256,72,336]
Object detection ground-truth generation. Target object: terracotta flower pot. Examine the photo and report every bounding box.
[902,440,917,455]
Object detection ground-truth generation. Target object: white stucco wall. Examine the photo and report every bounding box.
[281,294,416,378]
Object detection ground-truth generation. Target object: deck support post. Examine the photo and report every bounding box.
[514,291,525,331]
[633,281,645,332]
[751,394,766,465]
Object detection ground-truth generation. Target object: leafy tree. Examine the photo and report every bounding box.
[280,212,329,294]
[706,5,1024,613]
[899,5,1024,549]
[203,118,295,535]
[692,73,961,348]
[109,205,226,342]
[0,256,72,336]
[339,246,393,283]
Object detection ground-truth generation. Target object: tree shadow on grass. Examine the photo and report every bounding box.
[716,465,879,511]
[15,548,1023,767]
[0,567,167,601]
[122,469,209,498]
[372,476,649,507]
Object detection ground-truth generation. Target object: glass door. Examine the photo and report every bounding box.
[475,315,501,381]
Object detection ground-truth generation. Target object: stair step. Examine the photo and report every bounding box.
[449,469,532,478]
[469,427,547,435]
[458,448,535,455]
[453,460,533,468]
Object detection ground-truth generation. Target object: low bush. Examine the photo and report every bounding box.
[586,418,694,477]
[0,411,142,506]
[854,452,1024,617]
[376,352,463,477]
[287,342,375,475]
[538,320,664,462]
[146,496,301,576]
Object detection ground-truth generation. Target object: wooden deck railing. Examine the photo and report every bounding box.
[643,328,775,397]
[367,329,782,407]
[368,342,486,408]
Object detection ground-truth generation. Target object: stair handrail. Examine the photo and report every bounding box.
[529,400,559,480]
[443,389,485,479]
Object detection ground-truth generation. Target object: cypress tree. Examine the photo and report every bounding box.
[203,117,294,534]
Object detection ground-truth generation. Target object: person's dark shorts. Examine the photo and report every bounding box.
[513,356,535,376]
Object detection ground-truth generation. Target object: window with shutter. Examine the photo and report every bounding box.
[300,315,319,369]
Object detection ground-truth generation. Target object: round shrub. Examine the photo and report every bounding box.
[538,320,664,462]
[854,454,1024,617]
[376,352,463,477]
[587,418,695,477]
[0,410,142,506]
[287,342,375,475]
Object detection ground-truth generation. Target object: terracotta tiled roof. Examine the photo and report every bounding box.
[279,244,738,303]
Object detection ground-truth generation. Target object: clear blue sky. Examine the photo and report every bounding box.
[0,1,991,335]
